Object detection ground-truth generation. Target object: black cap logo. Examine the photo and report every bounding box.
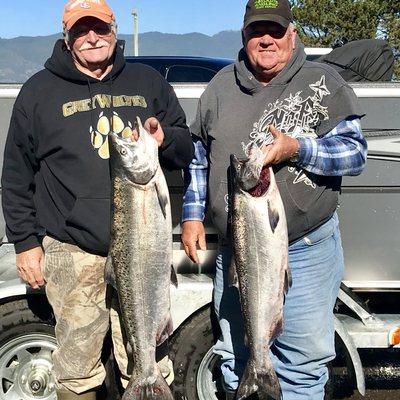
[254,0,279,8]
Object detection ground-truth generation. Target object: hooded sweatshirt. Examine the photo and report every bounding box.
[191,42,363,243]
[2,39,193,255]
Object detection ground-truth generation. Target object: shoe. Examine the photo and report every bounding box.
[56,388,96,400]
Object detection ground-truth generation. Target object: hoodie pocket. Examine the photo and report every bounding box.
[65,198,110,254]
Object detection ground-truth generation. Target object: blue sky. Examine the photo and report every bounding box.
[0,0,246,39]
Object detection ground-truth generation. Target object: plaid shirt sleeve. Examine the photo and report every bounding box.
[182,140,208,222]
[182,118,367,222]
[296,118,368,176]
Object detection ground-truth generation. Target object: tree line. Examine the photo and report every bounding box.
[290,0,400,79]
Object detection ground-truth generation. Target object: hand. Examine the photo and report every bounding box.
[144,117,164,148]
[16,246,45,289]
[181,221,207,264]
[262,125,299,166]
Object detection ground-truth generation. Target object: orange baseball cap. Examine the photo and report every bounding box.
[63,0,114,30]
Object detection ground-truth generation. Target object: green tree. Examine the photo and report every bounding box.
[290,0,400,79]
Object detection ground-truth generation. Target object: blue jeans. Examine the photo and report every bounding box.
[213,213,344,399]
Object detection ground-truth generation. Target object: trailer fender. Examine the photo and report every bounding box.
[0,278,30,300]
[0,278,45,303]
[334,315,366,396]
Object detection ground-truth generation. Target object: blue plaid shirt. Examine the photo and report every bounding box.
[182,118,367,222]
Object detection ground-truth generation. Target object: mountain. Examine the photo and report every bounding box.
[0,31,242,83]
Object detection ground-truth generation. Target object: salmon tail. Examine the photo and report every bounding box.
[236,359,281,400]
[122,371,173,400]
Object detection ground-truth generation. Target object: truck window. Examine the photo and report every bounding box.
[166,65,215,83]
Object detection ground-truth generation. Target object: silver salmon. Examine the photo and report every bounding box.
[107,117,173,400]
[230,148,290,400]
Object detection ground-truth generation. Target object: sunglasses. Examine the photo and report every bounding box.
[70,23,113,39]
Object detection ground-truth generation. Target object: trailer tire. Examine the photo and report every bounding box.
[0,297,57,400]
[169,305,219,400]
[170,304,335,400]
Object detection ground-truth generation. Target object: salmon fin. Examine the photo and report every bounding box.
[104,255,116,289]
[267,200,280,233]
[170,265,178,288]
[228,257,239,288]
[122,370,173,400]
[237,359,282,400]
[284,267,292,295]
[156,313,173,346]
[270,317,284,342]
[155,179,169,219]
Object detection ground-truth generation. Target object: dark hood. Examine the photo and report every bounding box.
[234,37,307,94]
[44,39,126,83]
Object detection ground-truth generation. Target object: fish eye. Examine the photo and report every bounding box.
[120,148,127,156]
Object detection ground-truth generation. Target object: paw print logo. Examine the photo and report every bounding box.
[90,112,134,159]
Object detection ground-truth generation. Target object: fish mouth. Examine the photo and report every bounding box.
[248,166,271,197]
[230,152,271,197]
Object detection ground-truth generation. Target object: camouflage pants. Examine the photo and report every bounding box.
[42,236,131,394]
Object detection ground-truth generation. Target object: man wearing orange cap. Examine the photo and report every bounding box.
[1,0,194,399]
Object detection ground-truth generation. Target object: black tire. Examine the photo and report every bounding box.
[0,296,55,335]
[325,362,334,400]
[170,305,220,400]
[170,304,336,400]
[0,297,122,400]
[0,297,57,400]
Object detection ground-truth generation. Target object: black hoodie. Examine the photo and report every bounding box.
[2,39,194,255]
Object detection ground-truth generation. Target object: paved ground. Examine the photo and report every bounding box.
[103,347,400,399]
[333,349,400,400]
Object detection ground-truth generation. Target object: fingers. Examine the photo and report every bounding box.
[181,221,207,264]
[144,117,164,147]
[198,233,207,251]
[131,128,139,141]
[16,247,45,289]
[17,268,28,283]
[263,125,298,165]
[182,230,200,264]
[144,117,159,134]
[32,265,45,287]
[184,241,200,264]
[262,145,277,166]
[24,269,40,289]
[269,125,281,138]
[17,265,44,289]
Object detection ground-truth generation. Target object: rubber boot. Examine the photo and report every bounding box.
[56,388,96,400]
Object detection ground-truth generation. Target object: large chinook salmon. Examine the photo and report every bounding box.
[107,116,173,400]
[230,148,290,400]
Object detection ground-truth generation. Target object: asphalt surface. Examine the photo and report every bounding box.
[333,349,400,400]
[102,347,400,399]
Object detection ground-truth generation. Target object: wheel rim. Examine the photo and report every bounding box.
[196,346,222,399]
[0,333,57,400]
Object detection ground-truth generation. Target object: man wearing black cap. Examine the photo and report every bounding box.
[181,0,367,399]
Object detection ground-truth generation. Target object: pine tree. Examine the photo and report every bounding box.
[290,0,400,78]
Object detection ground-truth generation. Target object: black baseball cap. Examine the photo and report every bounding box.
[243,0,293,30]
